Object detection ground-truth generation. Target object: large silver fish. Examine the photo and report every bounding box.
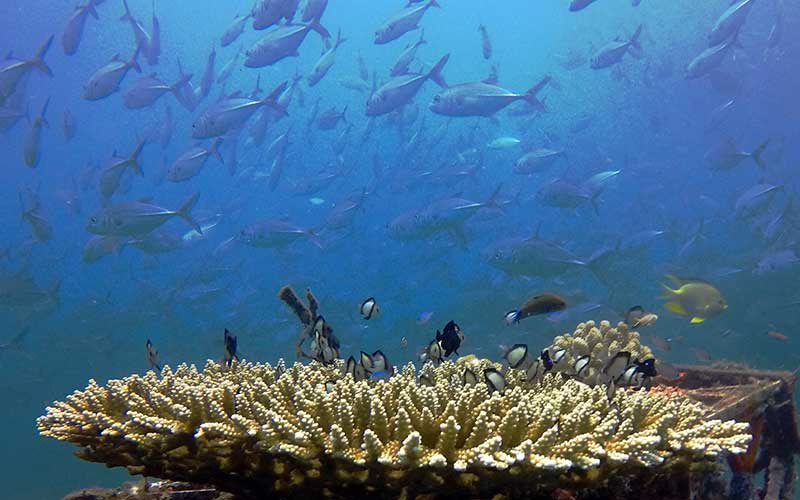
[367,53,448,116]
[483,236,588,278]
[0,35,53,100]
[301,0,328,23]
[514,148,566,175]
[191,81,287,138]
[87,193,201,236]
[375,0,439,44]
[245,21,330,67]
[83,48,141,100]
[430,75,549,117]
[251,0,298,30]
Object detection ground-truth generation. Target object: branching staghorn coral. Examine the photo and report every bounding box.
[38,352,750,499]
[547,319,656,386]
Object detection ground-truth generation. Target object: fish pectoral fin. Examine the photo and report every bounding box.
[690,317,706,324]
[663,302,688,316]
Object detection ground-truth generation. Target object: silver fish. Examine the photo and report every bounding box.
[245,21,330,68]
[87,193,201,236]
[191,81,287,138]
[389,29,426,76]
[590,25,642,69]
[685,31,739,79]
[83,48,141,100]
[99,140,146,199]
[221,13,250,47]
[123,73,192,109]
[301,0,328,23]
[0,35,53,100]
[167,138,223,182]
[514,148,565,174]
[709,0,756,47]
[430,76,549,117]
[367,53,448,116]
[62,0,101,56]
[238,218,320,248]
[199,47,216,100]
[308,29,346,87]
[375,0,439,45]
[23,98,49,168]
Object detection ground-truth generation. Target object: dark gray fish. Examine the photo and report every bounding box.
[62,109,76,141]
[99,139,145,199]
[191,81,287,138]
[316,105,347,129]
[389,30,426,77]
[301,0,328,23]
[167,138,223,182]
[199,47,216,100]
[569,0,600,11]
[83,48,141,100]
[23,97,49,168]
[308,29,346,87]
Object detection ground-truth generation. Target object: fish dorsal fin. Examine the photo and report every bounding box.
[137,196,154,203]
[111,53,120,61]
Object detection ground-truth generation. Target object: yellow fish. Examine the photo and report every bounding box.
[660,274,727,324]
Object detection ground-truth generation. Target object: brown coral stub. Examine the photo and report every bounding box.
[38,352,750,499]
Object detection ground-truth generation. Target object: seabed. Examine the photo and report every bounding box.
[60,363,799,500]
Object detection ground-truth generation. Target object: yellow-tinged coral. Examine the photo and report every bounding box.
[38,350,750,500]
[548,320,655,385]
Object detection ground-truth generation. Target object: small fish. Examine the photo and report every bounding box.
[573,355,590,377]
[487,136,521,149]
[623,305,645,325]
[633,313,658,328]
[145,339,161,371]
[435,320,463,357]
[603,351,630,380]
[400,336,408,349]
[359,296,380,319]
[767,331,789,342]
[223,328,238,367]
[426,339,443,363]
[690,347,711,363]
[660,274,727,324]
[504,343,528,369]
[505,293,567,325]
[416,311,434,325]
[483,368,506,393]
[525,359,543,382]
[463,368,478,385]
[309,197,325,205]
[648,334,670,352]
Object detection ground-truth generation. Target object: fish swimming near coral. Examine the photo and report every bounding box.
[505,293,567,325]
[660,274,727,323]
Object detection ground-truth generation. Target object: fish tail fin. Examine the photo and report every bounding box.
[522,75,551,107]
[176,193,201,233]
[209,138,224,163]
[48,279,62,306]
[38,96,51,127]
[428,0,441,8]
[630,24,643,51]
[751,139,770,169]
[334,28,347,48]
[129,139,146,176]
[262,80,289,116]
[120,0,133,22]
[31,35,54,77]
[427,53,450,88]
[341,104,348,124]
[308,18,331,39]
[305,227,325,249]
[128,44,142,73]
[170,71,193,92]
[484,183,504,211]
[87,0,100,19]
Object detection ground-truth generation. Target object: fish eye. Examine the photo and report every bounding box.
[90,217,97,224]
[433,95,441,103]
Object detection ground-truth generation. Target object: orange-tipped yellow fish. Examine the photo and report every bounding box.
[660,274,727,324]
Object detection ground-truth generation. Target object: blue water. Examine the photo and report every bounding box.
[1,0,799,497]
